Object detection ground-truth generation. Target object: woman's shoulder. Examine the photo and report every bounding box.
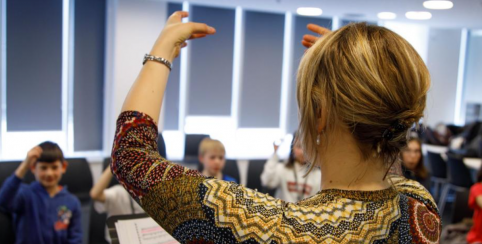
[389,174,438,211]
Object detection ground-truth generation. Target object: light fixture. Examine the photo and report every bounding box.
[377,12,397,20]
[423,0,453,10]
[296,7,323,16]
[405,11,432,20]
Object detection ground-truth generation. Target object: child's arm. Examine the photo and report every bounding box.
[476,195,482,209]
[67,199,83,244]
[260,150,283,189]
[89,167,113,203]
[0,146,42,212]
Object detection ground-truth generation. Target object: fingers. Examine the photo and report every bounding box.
[307,24,331,36]
[189,33,207,40]
[302,40,314,48]
[188,22,216,35]
[167,11,189,25]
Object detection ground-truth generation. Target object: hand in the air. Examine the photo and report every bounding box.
[150,11,216,61]
[301,24,331,48]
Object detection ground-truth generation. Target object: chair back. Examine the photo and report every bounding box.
[246,159,276,196]
[0,161,22,187]
[158,133,167,159]
[446,153,474,188]
[427,151,447,179]
[451,189,473,224]
[222,159,240,183]
[0,211,15,244]
[88,202,108,244]
[103,158,119,188]
[184,134,210,162]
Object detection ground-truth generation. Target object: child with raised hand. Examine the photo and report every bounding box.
[198,138,236,183]
[0,142,82,244]
[90,167,144,243]
[261,133,321,202]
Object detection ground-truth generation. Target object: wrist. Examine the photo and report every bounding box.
[150,40,177,63]
[15,162,30,178]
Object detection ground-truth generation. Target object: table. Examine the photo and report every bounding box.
[464,157,482,171]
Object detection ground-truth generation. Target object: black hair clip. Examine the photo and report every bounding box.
[382,121,407,140]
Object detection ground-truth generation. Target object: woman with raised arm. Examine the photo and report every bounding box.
[111,11,440,243]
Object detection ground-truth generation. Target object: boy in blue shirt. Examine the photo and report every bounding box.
[0,141,82,244]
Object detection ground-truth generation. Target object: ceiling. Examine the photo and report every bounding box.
[166,0,482,29]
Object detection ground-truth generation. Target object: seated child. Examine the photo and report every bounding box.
[90,166,144,243]
[261,134,321,202]
[467,165,482,244]
[0,142,82,244]
[198,138,237,182]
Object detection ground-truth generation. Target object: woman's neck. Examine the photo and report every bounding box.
[318,130,391,191]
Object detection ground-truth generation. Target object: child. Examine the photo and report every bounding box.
[198,138,237,182]
[0,142,82,244]
[400,138,430,190]
[261,134,321,202]
[467,165,482,244]
[90,167,144,243]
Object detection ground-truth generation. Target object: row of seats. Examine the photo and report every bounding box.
[426,150,475,223]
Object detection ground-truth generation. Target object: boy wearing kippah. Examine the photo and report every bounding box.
[0,142,82,244]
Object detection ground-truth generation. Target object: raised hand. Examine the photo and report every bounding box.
[150,11,216,62]
[15,146,43,178]
[301,24,331,48]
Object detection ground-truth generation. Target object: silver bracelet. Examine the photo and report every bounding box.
[143,54,172,71]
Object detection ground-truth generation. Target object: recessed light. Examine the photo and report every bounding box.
[423,0,453,10]
[377,12,397,20]
[405,11,432,20]
[296,7,323,16]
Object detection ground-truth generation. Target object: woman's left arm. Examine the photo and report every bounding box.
[120,11,215,120]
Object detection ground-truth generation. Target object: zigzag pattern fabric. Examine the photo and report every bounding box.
[111,111,441,244]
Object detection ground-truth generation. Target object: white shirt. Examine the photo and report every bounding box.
[94,185,145,243]
[260,153,321,203]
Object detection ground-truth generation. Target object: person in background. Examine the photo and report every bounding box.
[467,165,482,244]
[261,133,321,202]
[198,138,237,183]
[401,137,431,190]
[0,142,82,244]
[90,167,144,243]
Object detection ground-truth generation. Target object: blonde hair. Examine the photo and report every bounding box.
[199,138,226,156]
[297,23,430,171]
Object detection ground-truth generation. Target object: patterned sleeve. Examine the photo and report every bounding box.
[111,111,287,243]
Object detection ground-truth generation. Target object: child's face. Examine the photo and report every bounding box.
[293,143,305,164]
[401,141,422,170]
[199,149,226,177]
[31,160,67,188]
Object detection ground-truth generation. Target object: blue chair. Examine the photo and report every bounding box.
[427,151,448,201]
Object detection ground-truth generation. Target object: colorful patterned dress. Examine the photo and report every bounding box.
[111,111,441,243]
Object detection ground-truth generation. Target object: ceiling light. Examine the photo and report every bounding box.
[423,0,453,10]
[377,12,397,20]
[296,7,322,16]
[405,11,432,20]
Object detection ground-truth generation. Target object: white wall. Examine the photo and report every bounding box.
[103,0,168,153]
[424,28,462,127]
[461,33,482,123]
